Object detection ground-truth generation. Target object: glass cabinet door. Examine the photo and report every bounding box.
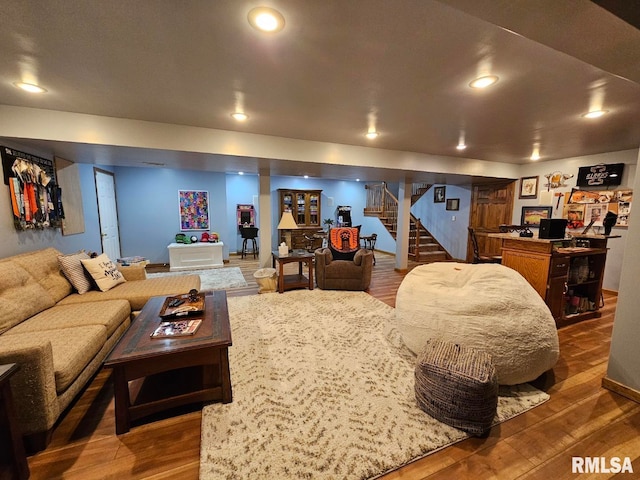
[295,193,306,224]
[282,193,293,213]
[308,193,320,225]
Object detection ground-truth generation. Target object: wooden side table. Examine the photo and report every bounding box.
[272,250,314,293]
[0,363,30,480]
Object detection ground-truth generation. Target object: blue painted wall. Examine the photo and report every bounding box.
[111,169,389,262]
[114,166,228,263]
[225,173,260,253]
[411,184,472,260]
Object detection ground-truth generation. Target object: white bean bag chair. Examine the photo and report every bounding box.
[396,262,559,385]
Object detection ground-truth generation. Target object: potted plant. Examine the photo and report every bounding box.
[322,218,334,231]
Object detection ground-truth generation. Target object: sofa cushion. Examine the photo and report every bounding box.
[4,300,131,338]
[81,253,126,292]
[2,325,107,393]
[57,275,201,311]
[324,261,364,280]
[0,261,56,334]
[58,251,95,294]
[10,247,73,302]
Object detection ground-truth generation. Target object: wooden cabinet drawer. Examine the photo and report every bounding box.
[550,255,570,278]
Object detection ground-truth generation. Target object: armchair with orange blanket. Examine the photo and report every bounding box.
[314,227,373,291]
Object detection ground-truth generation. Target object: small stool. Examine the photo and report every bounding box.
[240,227,258,259]
[414,339,498,436]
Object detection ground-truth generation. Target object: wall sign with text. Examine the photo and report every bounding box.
[576,163,624,187]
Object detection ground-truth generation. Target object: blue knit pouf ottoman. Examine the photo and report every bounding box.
[414,339,498,436]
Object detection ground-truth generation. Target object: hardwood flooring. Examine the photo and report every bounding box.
[26,253,638,479]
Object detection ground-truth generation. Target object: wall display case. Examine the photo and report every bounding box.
[278,189,322,250]
[491,234,614,327]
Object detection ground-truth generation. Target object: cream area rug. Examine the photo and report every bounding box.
[146,267,248,291]
[199,290,549,480]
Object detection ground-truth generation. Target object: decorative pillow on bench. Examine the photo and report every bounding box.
[58,251,95,294]
[81,253,126,292]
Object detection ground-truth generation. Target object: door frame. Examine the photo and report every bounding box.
[467,180,516,262]
[94,168,122,259]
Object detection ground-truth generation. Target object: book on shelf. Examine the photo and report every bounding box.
[150,319,202,338]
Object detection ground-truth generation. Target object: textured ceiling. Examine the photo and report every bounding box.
[0,0,639,181]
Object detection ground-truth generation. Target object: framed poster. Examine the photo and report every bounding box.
[521,206,552,227]
[519,176,539,199]
[179,190,209,231]
[584,204,605,227]
[563,204,585,230]
[434,186,446,203]
[446,198,459,211]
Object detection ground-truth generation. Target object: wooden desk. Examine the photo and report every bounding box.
[0,363,30,480]
[272,250,314,293]
[490,233,615,327]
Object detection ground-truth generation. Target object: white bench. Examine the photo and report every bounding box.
[167,242,224,271]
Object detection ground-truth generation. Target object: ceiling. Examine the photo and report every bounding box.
[1,0,639,182]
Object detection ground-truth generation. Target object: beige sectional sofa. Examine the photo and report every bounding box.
[0,247,200,451]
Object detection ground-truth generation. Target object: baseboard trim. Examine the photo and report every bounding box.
[602,288,618,296]
[602,376,640,404]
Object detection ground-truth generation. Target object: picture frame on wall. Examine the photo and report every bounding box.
[446,198,459,211]
[521,206,552,227]
[434,186,446,203]
[179,190,210,231]
[519,176,539,199]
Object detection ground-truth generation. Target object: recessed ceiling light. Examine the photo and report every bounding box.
[248,7,285,33]
[365,131,379,139]
[303,175,309,179]
[238,171,244,175]
[356,179,360,182]
[14,82,47,93]
[469,75,499,89]
[582,109,608,119]
[231,112,248,121]
[456,143,467,151]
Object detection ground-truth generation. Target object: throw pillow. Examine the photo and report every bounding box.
[328,227,360,260]
[81,253,126,292]
[57,251,94,294]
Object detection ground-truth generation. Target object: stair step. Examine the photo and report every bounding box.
[414,251,448,263]
[418,244,442,252]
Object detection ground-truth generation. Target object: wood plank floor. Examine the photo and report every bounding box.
[26,253,639,479]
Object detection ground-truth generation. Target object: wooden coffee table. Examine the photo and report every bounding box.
[104,290,232,434]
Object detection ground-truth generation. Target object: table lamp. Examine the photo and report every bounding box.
[277,211,299,250]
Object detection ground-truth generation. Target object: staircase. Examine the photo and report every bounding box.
[364,182,450,263]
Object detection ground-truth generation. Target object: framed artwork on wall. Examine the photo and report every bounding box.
[521,206,552,227]
[434,186,446,203]
[179,190,209,231]
[519,176,539,199]
[446,198,459,211]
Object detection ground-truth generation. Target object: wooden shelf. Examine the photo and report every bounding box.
[278,189,323,250]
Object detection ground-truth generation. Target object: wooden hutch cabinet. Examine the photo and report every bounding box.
[278,189,323,250]
[491,234,614,327]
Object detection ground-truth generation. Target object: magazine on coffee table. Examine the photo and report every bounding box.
[150,319,202,338]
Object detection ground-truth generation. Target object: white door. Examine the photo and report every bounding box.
[95,169,121,260]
